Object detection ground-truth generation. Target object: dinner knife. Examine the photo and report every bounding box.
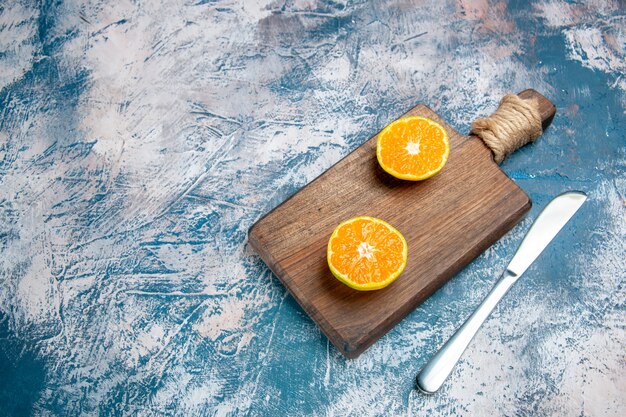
[416,191,587,394]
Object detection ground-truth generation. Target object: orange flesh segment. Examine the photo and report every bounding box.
[327,217,407,290]
[377,117,449,180]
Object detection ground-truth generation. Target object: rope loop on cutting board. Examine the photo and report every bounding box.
[470,94,542,164]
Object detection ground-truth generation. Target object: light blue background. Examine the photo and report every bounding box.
[1,1,624,416]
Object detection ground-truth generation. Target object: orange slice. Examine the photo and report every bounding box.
[327,216,408,291]
[376,116,450,180]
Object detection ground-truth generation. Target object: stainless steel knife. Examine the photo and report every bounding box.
[416,191,587,394]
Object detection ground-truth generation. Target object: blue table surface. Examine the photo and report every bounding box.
[1,1,624,416]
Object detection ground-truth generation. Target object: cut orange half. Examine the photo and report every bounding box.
[327,216,408,291]
[376,116,450,181]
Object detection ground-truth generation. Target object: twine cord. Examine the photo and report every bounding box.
[470,94,542,164]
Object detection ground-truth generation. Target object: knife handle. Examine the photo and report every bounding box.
[416,270,519,394]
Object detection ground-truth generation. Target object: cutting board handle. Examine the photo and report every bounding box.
[470,89,556,164]
[518,89,557,130]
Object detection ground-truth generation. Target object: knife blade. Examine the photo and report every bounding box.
[416,191,587,394]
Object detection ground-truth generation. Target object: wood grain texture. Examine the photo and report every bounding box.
[249,90,555,358]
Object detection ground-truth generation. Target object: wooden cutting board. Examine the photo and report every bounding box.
[249,90,556,358]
